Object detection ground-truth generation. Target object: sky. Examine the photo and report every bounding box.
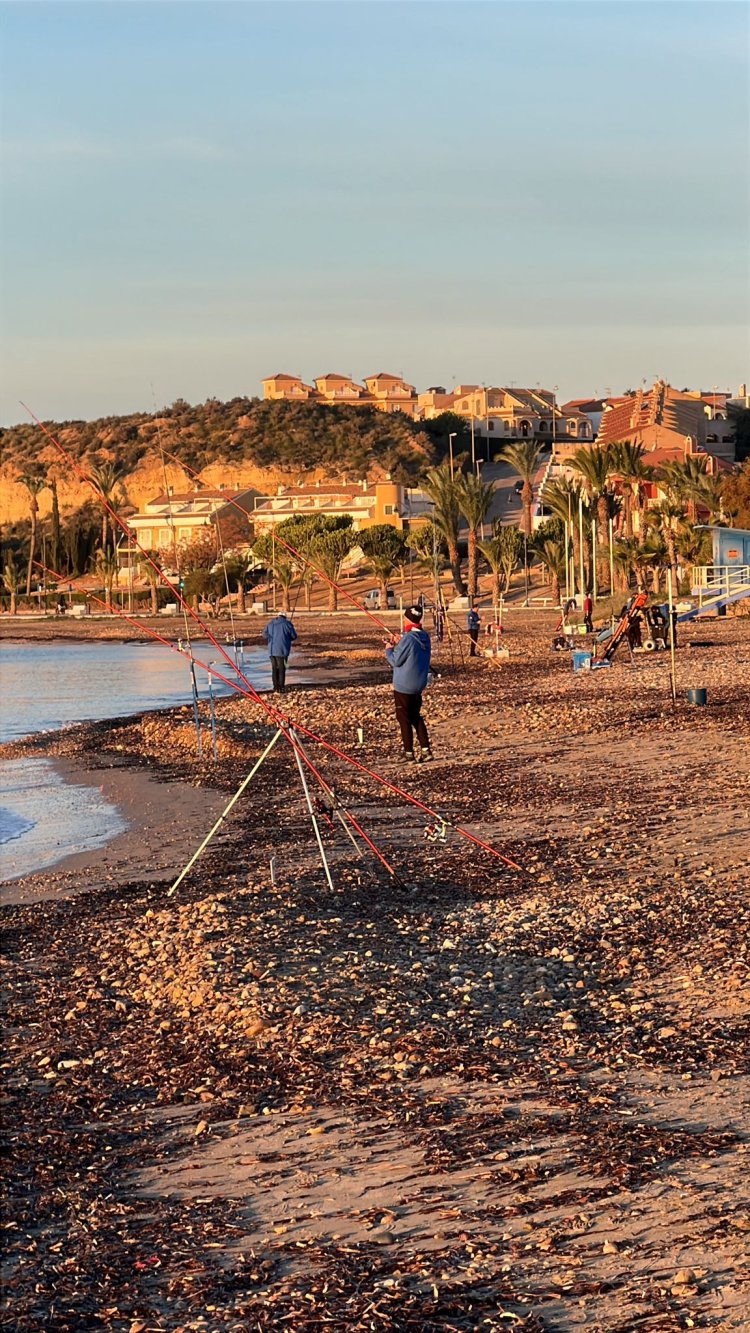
[1,0,748,425]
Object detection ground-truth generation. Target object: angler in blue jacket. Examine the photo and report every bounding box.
[263,612,298,693]
[467,604,481,657]
[384,604,433,763]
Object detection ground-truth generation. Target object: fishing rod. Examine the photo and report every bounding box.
[158,445,395,636]
[34,559,400,882]
[24,408,521,871]
[36,552,522,872]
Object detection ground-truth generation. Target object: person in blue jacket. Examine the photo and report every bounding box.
[467,604,481,656]
[263,612,297,693]
[384,604,433,762]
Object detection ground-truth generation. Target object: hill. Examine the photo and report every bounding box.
[0,397,436,526]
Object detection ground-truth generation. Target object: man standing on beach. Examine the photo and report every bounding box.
[583,591,594,634]
[263,611,297,693]
[467,604,481,656]
[385,605,433,763]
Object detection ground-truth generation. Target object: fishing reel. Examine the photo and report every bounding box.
[423,821,448,843]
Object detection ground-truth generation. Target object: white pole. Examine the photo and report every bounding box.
[591,517,598,602]
[290,727,334,891]
[667,566,677,704]
[167,728,284,896]
[608,517,615,595]
[578,495,585,595]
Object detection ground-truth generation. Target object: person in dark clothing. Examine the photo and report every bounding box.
[385,604,433,762]
[263,612,298,692]
[583,591,594,633]
[467,604,481,656]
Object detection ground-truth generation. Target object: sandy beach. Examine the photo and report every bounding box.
[2,610,749,1330]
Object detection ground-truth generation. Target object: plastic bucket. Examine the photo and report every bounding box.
[686,687,707,706]
[572,651,592,673]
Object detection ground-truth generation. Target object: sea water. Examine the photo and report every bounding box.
[0,639,273,881]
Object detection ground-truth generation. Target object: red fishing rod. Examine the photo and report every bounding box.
[34,560,400,881]
[36,559,522,872]
[25,407,522,871]
[159,445,395,637]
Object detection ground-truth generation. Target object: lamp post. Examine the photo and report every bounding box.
[448,433,457,479]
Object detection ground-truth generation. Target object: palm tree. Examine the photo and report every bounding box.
[613,537,646,592]
[645,500,685,592]
[608,441,650,539]
[95,548,119,609]
[569,445,616,588]
[87,460,128,555]
[143,550,162,615]
[481,524,523,600]
[225,550,256,614]
[422,466,465,595]
[658,457,722,524]
[18,473,48,596]
[502,441,542,538]
[639,530,668,594]
[542,476,583,593]
[3,559,21,615]
[455,472,495,599]
[531,536,566,603]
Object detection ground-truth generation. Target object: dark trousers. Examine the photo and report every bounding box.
[394,690,430,753]
[469,626,479,656]
[271,656,288,691]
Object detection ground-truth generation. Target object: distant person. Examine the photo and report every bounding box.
[384,604,433,763]
[263,612,297,694]
[432,603,445,643]
[583,591,594,633]
[56,595,67,617]
[467,604,481,656]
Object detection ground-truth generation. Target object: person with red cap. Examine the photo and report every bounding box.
[385,604,433,763]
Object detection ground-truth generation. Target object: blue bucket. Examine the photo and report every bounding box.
[686,687,707,706]
[572,650,592,673]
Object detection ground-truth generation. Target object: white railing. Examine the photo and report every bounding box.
[692,565,750,603]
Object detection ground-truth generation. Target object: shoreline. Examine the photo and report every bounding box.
[0,753,228,905]
[3,615,749,1329]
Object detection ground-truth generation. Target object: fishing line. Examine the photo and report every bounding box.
[26,423,522,872]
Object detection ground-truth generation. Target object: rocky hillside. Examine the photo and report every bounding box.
[1,397,436,525]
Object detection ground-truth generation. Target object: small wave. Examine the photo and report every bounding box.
[0,809,36,846]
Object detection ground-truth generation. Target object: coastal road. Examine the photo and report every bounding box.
[473,451,552,530]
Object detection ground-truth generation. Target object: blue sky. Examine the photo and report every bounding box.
[1,1,747,424]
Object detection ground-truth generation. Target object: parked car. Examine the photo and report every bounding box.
[363,587,396,610]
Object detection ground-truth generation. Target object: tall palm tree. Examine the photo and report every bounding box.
[95,548,119,609]
[455,472,495,599]
[87,460,128,555]
[569,445,616,588]
[531,536,566,603]
[3,559,21,615]
[658,457,722,524]
[608,441,650,539]
[646,500,686,592]
[18,473,48,595]
[502,441,542,537]
[422,466,465,595]
[542,476,583,594]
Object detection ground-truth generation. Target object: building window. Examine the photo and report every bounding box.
[568,421,577,435]
[520,420,530,437]
[488,421,494,431]
[384,504,394,515]
[539,421,547,432]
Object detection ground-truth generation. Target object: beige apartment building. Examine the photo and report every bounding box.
[252,479,411,533]
[262,372,591,440]
[262,371,419,417]
[127,487,255,555]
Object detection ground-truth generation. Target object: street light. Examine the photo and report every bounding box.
[448,433,457,479]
